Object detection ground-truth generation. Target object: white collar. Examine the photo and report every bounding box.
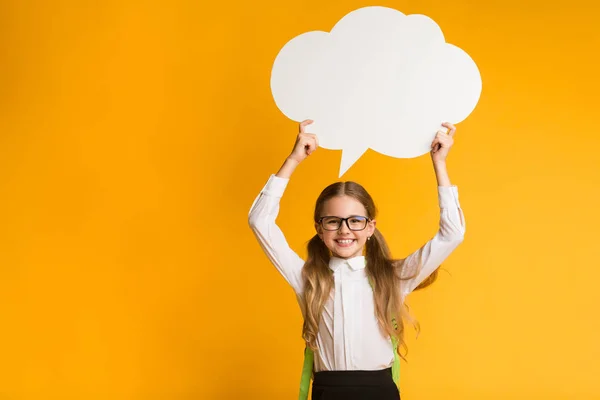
[329,255,366,272]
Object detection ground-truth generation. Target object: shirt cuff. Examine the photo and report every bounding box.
[438,185,461,209]
[261,174,290,198]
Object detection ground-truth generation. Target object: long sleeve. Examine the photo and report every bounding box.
[248,174,306,294]
[399,185,466,297]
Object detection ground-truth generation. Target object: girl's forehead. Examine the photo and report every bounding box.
[322,195,367,215]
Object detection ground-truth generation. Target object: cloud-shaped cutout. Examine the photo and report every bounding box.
[270,6,482,177]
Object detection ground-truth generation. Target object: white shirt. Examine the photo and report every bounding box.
[248,174,465,372]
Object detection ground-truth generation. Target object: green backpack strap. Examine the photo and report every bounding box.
[391,328,400,384]
[298,346,314,400]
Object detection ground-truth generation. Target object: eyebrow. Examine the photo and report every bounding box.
[321,215,367,218]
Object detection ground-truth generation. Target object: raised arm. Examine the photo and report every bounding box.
[248,120,319,294]
[399,123,466,297]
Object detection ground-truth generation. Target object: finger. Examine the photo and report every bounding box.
[299,119,314,134]
[437,139,452,149]
[301,137,313,149]
[299,135,317,152]
[306,142,314,155]
[304,138,317,153]
[305,133,319,148]
[437,134,452,143]
[442,122,457,137]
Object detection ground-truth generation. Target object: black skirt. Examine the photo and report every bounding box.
[311,367,401,400]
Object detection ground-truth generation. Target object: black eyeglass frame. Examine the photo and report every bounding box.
[317,215,371,231]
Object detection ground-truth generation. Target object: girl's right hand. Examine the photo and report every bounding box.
[288,119,318,164]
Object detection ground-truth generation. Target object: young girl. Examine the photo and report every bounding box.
[248,120,465,400]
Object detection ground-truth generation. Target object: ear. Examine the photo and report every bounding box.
[315,222,323,240]
[368,219,377,236]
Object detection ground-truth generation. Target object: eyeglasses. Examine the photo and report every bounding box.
[318,215,370,231]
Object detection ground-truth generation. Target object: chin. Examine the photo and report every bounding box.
[331,245,363,259]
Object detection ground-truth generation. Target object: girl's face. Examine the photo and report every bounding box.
[316,195,376,259]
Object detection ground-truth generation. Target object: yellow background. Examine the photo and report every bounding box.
[1,0,599,399]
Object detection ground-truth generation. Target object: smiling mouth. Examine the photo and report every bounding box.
[334,239,356,247]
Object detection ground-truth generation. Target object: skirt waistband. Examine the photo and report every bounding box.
[313,367,393,387]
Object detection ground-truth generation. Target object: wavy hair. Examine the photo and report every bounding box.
[301,181,439,360]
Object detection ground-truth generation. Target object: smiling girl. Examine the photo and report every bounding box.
[248,119,465,399]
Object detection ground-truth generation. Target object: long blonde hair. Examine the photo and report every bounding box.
[301,181,439,359]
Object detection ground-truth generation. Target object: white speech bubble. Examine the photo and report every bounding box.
[270,6,482,177]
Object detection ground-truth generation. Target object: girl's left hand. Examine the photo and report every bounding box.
[430,122,456,164]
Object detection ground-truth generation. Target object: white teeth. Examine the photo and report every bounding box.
[336,239,354,244]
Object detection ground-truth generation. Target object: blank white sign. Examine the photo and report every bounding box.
[270,6,482,177]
